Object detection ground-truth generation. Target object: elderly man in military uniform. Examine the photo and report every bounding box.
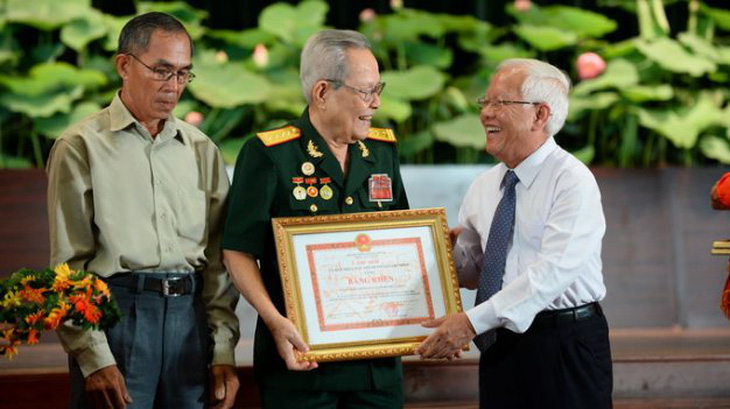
[222,30,408,408]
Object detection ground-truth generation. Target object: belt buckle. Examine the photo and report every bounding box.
[162,277,184,297]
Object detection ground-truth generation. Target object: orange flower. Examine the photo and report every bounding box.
[69,295,102,325]
[19,285,46,304]
[25,311,45,325]
[26,329,39,345]
[44,302,70,330]
[93,279,110,297]
[1,343,19,360]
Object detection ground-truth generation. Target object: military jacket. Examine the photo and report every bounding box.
[223,109,409,391]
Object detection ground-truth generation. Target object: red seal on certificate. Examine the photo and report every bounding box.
[354,233,372,252]
[368,174,393,202]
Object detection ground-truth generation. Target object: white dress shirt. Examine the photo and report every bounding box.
[454,137,607,335]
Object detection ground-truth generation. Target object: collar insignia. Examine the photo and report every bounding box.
[307,140,324,158]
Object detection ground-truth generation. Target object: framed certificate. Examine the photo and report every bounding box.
[272,207,464,362]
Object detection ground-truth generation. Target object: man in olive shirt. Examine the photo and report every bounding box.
[47,12,239,409]
[222,30,408,408]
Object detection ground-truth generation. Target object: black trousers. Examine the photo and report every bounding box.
[478,305,613,409]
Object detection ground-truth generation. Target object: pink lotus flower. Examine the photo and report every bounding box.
[185,111,204,127]
[359,8,376,23]
[215,51,228,63]
[515,0,532,12]
[253,44,269,68]
[390,0,403,10]
[576,52,607,80]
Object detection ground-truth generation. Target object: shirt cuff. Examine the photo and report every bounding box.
[465,301,500,336]
[211,342,236,366]
[75,342,117,378]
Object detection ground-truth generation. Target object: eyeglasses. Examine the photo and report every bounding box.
[325,79,386,104]
[477,97,540,110]
[127,54,196,84]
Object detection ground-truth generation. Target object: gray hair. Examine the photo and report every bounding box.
[118,12,193,57]
[497,58,571,137]
[300,29,371,104]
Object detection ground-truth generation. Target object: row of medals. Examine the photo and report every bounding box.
[292,161,333,201]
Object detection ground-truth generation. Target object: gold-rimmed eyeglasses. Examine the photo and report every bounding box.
[477,97,540,109]
[325,79,386,104]
[127,53,196,84]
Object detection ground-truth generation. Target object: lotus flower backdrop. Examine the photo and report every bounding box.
[0,0,728,168]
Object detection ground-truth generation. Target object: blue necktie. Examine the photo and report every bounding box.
[474,170,519,352]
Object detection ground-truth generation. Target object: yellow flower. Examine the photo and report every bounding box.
[54,263,73,278]
[93,279,110,297]
[1,291,21,309]
[53,263,73,292]
[44,301,70,330]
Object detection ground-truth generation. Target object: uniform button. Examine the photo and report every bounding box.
[310,204,318,213]
[345,196,354,205]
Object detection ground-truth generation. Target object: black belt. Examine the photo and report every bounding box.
[531,302,601,329]
[105,273,200,297]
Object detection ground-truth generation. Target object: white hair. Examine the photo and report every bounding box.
[497,58,571,137]
[300,29,371,104]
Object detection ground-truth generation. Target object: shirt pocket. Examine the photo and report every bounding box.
[176,188,207,243]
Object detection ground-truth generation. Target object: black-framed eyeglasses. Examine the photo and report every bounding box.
[324,79,386,104]
[477,97,540,109]
[127,53,196,84]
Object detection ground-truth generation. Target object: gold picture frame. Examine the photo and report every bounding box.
[272,207,464,362]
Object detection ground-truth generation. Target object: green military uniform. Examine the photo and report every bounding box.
[223,109,409,407]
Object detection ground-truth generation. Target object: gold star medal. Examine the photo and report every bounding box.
[305,177,319,198]
[301,162,315,176]
[291,177,306,201]
[319,177,333,200]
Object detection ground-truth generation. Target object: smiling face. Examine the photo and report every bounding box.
[317,48,381,143]
[116,29,191,135]
[481,67,549,168]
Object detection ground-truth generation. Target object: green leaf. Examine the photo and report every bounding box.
[34,102,101,138]
[207,29,277,49]
[513,25,578,52]
[61,12,107,52]
[381,9,446,42]
[399,130,434,157]
[476,44,534,64]
[404,42,452,69]
[571,145,595,165]
[263,69,306,116]
[188,50,272,108]
[374,94,411,123]
[700,135,730,164]
[0,86,84,117]
[101,14,132,52]
[436,14,489,34]
[0,62,107,95]
[701,4,730,31]
[0,154,33,169]
[542,6,617,38]
[678,32,730,66]
[638,93,724,148]
[381,66,446,101]
[432,114,485,149]
[572,59,639,96]
[620,85,674,102]
[137,1,208,33]
[568,92,619,121]
[4,0,92,30]
[259,0,328,46]
[636,38,716,77]
[219,137,250,166]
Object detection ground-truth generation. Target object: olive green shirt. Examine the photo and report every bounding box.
[223,109,409,391]
[47,94,239,377]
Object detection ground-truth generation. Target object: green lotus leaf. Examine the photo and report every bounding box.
[188,51,272,108]
[101,14,132,52]
[0,154,34,169]
[207,29,277,49]
[4,0,92,30]
[638,94,724,148]
[507,5,616,38]
[404,42,452,69]
[381,10,445,42]
[172,99,198,119]
[262,69,306,116]
[381,66,446,101]
[0,62,107,96]
[219,137,249,166]
[432,114,485,150]
[0,86,84,117]
[572,59,639,96]
[398,130,434,157]
[571,145,595,165]
[620,85,674,102]
[513,25,578,52]
[61,12,108,52]
[602,39,639,59]
[678,32,725,63]
[476,44,534,64]
[259,0,328,45]
[137,1,208,26]
[436,14,488,33]
[700,135,730,164]
[34,101,101,139]
[374,94,411,123]
[457,22,497,54]
[636,38,716,76]
[701,4,730,31]
[568,92,619,121]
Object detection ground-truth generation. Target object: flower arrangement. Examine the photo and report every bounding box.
[0,264,121,359]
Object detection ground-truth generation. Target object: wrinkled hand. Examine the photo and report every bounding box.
[449,227,463,247]
[416,313,475,360]
[85,365,132,409]
[209,364,239,409]
[269,316,318,371]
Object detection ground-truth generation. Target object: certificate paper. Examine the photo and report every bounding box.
[273,208,464,362]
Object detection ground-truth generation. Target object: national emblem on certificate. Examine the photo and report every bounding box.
[272,208,465,362]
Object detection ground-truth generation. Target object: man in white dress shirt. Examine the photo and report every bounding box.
[417,58,612,409]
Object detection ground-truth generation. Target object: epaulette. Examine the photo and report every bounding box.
[257,126,301,147]
[367,127,396,143]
